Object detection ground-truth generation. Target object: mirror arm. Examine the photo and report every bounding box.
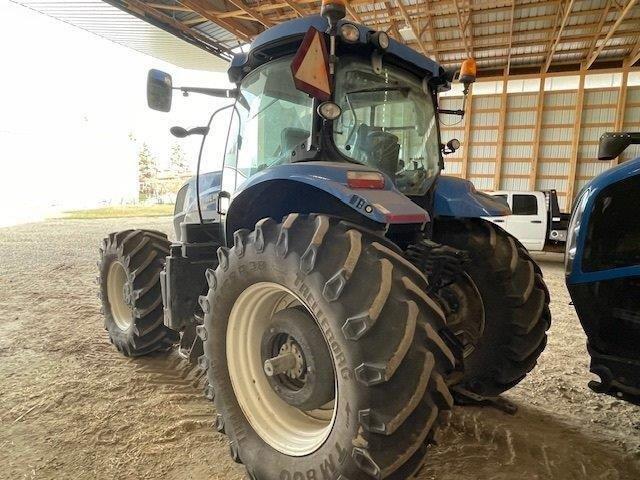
[176,86,238,99]
[438,108,465,117]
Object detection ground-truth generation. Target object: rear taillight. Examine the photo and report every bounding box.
[347,171,385,189]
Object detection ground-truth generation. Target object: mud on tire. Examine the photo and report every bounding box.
[200,215,457,480]
[433,218,551,397]
[98,229,178,356]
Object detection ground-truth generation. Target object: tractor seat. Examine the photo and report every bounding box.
[354,124,400,178]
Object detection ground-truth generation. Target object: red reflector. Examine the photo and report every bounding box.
[347,171,385,189]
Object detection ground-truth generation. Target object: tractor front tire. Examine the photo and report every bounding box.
[433,218,551,397]
[98,229,178,356]
[200,215,457,480]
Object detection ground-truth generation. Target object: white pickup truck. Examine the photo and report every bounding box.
[484,190,570,252]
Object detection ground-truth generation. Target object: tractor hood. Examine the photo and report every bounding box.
[228,15,445,85]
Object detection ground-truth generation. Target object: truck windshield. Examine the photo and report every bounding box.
[230,56,314,182]
[333,57,441,196]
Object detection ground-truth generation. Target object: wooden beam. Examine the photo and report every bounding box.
[613,65,630,164]
[461,88,474,180]
[584,0,638,69]
[493,74,510,190]
[177,0,254,42]
[123,0,233,55]
[225,0,273,27]
[628,36,640,66]
[528,79,546,190]
[566,73,586,209]
[452,0,473,57]
[543,0,577,73]
[506,0,516,74]
[384,1,403,41]
[396,0,429,56]
[281,0,306,17]
[423,0,440,61]
[583,0,614,69]
[345,3,364,24]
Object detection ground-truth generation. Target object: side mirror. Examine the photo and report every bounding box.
[147,69,173,112]
[598,132,640,160]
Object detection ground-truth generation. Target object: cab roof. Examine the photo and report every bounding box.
[228,15,444,85]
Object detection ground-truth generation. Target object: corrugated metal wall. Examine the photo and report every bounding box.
[441,82,640,212]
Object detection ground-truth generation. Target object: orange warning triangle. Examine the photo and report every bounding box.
[291,27,331,101]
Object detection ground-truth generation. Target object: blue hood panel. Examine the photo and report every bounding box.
[433,176,511,218]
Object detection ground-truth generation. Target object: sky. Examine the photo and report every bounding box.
[0,0,234,226]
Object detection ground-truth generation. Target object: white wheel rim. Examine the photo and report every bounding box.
[226,282,337,456]
[107,261,133,331]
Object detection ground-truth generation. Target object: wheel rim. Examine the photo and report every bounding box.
[439,272,485,358]
[226,282,337,456]
[107,261,133,331]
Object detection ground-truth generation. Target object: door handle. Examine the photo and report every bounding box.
[493,219,505,223]
[531,220,542,224]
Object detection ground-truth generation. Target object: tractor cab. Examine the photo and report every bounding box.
[147,3,480,239]
[223,16,449,198]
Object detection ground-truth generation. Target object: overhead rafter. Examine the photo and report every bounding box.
[452,0,473,57]
[423,0,440,61]
[395,0,429,56]
[584,0,639,69]
[345,3,364,23]
[384,1,403,41]
[177,0,254,43]
[630,38,640,66]
[505,0,516,74]
[119,0,234,56]
[225,0,273,27]
[281,0,306,17]
[583,0,614,68]
[542,0,576,73]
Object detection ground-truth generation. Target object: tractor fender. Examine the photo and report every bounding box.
[433,175,511,218]
[225,162,428,243]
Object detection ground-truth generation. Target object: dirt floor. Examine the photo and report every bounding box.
[1,217,639,480]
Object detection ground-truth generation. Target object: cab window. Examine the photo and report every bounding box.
[512,194,538,215]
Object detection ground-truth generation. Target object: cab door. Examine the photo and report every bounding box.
[506,193,547,251]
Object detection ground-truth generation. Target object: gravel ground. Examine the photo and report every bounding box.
[1,217,639,480]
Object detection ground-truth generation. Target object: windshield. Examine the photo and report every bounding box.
[333,57,441,196]
[225,55,314,191]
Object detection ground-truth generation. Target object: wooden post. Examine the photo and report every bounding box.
[566,72,586,210]
[529,78,546,190]
[613,64,629,164]
[461,88,474,179]
[493,74,509,190]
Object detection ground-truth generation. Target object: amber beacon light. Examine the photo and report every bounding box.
[459,58,477,94]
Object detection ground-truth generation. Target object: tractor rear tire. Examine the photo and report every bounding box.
[200,214,457,480]
[433,218,551,397]
[98,229,178,356]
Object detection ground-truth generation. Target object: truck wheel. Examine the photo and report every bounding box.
[98,229,178,356]
[199,214,456,480]
[433,218,551,396]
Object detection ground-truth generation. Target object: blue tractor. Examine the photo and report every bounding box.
[566,132,640,402]
[98,3,551,478]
